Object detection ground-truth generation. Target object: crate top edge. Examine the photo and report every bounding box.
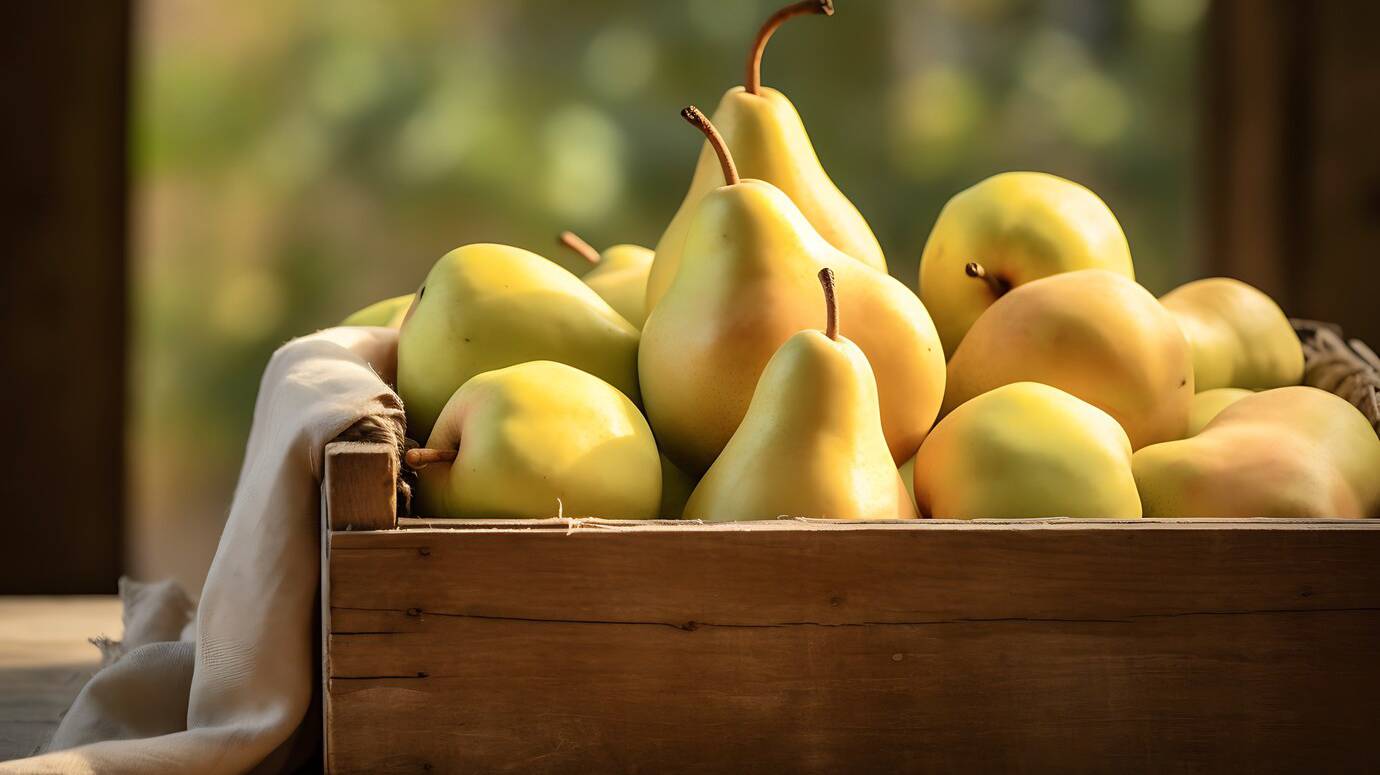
[327,516,1380,535]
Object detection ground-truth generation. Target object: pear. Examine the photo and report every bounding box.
[1187,388,1253,435]
[919,172,1135,357]
[1133,386,1380,517]
[683,269,916,521]
[914,382,1141,519]
[898,456,917,513]
[943,269,1193,450]
[1160,277,1304,391]
[645,0,885,311]
[406,361,661,519]
[657,454,698,519]
[558,231,653,329]
[398,244,640,439]
[340,293,414,328]
[640,107,946,474]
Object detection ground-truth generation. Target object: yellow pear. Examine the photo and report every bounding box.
[408,361,660,519]
[943,269,1193,450]
[340,293,414,328]
[1159,277,1304,391]
[645,0,885,311]
[558,231,653,329]
[914,382,1141,519]
[683,269,916,521]
[398,244,640,439]
[1133,386,1380,517]
[640,107,945,474]
[919,172,1134,356]
[657,455,698,519]
[898,456,917,512]
[1187,388,1253,435]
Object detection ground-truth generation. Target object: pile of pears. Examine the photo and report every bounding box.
[339,1,1380,521]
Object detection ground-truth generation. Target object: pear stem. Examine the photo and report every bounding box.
[681,106,739,186]
[964,261,1012,298]
[818,267,839,340]
[745,0,834,96]
[404,447,457,469]
[558,231,601,265]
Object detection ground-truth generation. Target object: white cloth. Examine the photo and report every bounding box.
[3,327,404,774]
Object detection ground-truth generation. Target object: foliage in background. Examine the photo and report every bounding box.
[134,0,1205,588]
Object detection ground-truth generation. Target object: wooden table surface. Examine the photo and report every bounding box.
[0,596,122,762]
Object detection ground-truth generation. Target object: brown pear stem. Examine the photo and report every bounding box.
[964,261,1012,298]
[681,106,739,186]
[745,0,834,95]
[818,267,839,340]
[404,447,457,469]
[558,231,601,265]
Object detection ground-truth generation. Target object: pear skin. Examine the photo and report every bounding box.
[641,136,943,475]
[559,232,654,329]
[398,244,640,439]
[1160,277,1304,391]
[919,172,1134,357]
[413,361,661,519]
[1187,388,1254,435]
[657,454,698,519]
[340,293,414,328]
[643,110,943,474]
[914,382,1141,519]
[683,270,916,521]
[1133,386,1380,517]
[942,269,1193,450]
[647,2,885,311]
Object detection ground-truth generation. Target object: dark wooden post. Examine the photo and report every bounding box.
[1207,0,1380,346]
[0,4,131,592]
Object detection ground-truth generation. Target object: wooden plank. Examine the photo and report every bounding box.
[0,3,129,594]
[1206,1,1380,346]
[324,442,397,532]
[326,523,1380,773]
[0,596,123,759]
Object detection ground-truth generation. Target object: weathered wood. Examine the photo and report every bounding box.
[0,596,123,759]
[0,2,130,594]
[324,442,397,532]
[1207,1,1380,347]
[325,520,1380,773]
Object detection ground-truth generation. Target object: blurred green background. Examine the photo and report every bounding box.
[132,0,1205,588]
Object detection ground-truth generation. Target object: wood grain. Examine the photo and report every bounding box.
[0,596,122,760]
[325,520,1380,773]
[324,442,397,532]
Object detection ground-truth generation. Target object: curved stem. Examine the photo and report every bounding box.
[404,447,457,469]
[818,267,839,340]
[558,231,601,265]
[746,0,834,95]
[681,106,740,185]
[964,261,1012,298]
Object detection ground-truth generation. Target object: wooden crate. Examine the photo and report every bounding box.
[320,441,1380,774]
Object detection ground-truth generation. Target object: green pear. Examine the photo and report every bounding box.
[919,172,1135,357]
[658,454,698,519]
[914,382,1141,519]
[559,231,653,329]
[1159,277,1304,391]
[1186,388,1253,435]
[1133,386,1380,517]
[645,0,885,311]
[640,107,946,474]
[942,269,1194,450]
[398,244,640,439]
[683,269,916,521]
[408,361,661,519]
[340,293,414,328]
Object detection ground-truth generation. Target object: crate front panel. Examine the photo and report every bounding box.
[325,521,1380,773]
